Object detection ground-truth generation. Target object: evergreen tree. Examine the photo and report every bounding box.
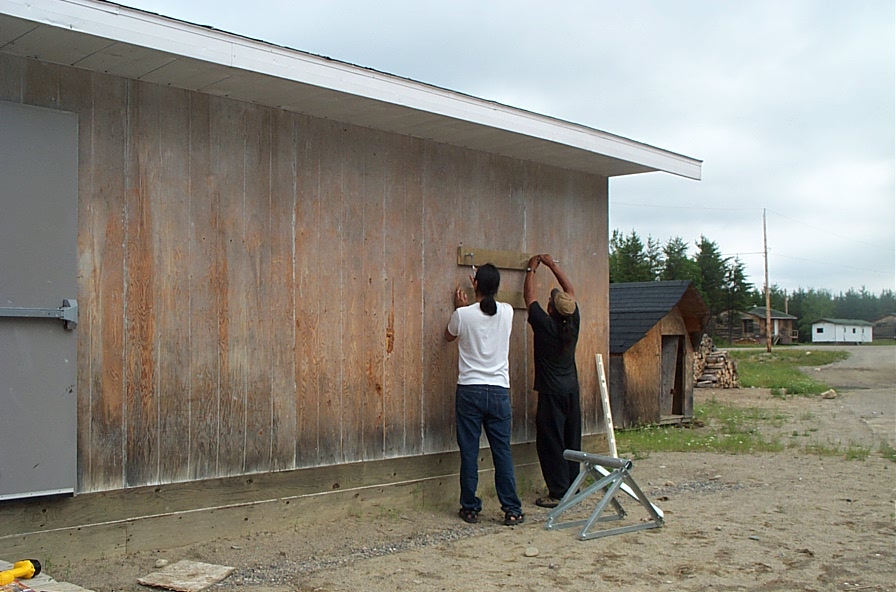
[789,288,836,341]
[609,229,653,283]
[646,235,664,281]
[608,228,894,341]
[748,285,765,308]
[835,287,879,321]
[693,236,729,334]
[764,285,789,313]
[878,289,896,318]
[721,257,753,342]
[661,236,699,281]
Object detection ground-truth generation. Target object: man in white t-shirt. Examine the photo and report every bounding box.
[445,263,524,526]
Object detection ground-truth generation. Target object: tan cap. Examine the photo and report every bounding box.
[551,289,576,317]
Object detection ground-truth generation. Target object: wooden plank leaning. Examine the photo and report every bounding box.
[596,354,617,458]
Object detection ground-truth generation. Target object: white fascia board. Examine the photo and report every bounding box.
[1,0,702,180]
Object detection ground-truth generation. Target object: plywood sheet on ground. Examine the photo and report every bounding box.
[136,560,234,592]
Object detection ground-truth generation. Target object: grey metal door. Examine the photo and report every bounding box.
[0,101,79,500]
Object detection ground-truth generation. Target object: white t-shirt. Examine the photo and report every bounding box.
[447,301,513,387]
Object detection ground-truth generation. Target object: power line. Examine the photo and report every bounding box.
[612,201,759,212]
[612,203,894,256]
[771,253,893,277]
[767,209,892,252]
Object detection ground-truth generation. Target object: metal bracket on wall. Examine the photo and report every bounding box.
[0,298,78,330]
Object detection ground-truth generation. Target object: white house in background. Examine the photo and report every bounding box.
[811,318,873,344]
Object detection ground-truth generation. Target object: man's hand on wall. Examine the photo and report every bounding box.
[454,286,468,309]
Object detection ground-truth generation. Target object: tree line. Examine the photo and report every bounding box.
[609,229,895,341]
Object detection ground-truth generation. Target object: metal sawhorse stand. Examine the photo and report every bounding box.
[545,450,664,540]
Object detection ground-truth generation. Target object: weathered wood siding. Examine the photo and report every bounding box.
[1,54,609,493]
[618,325,662,426]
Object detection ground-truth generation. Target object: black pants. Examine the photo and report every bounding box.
[535,390,582,499]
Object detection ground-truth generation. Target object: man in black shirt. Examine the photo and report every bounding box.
[523,253,581,508]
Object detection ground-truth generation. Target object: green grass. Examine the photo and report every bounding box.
[880,441,896,463]
[616,397,874,461]
[615,348,885,461]
[845,444,872,461]
[728,348,849,395]
[616,399,786,459]
[803,441,871,461]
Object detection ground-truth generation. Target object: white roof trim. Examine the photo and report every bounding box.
[0,0,702,180]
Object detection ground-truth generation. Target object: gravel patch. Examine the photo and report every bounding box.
[648,479,746,497]
[218,479,741,587]
[217,522,504,587]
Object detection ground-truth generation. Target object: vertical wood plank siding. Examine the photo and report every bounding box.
[621,326,663,425]
[269,108,298,471]
[1,54,610,492]
[187,91,219,479]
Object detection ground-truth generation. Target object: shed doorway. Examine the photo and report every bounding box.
[660,335,684,419]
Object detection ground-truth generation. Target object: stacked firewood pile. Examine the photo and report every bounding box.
[694,335,739,388]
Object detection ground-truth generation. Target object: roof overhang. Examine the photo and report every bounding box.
[0,0,702,180]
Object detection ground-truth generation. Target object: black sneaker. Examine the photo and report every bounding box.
[535,496,561,508]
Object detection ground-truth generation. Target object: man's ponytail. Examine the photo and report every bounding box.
[474,263,500,316]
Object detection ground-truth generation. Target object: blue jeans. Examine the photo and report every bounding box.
[455,384,522,515]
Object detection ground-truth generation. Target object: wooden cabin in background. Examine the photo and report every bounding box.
[608,281,709,428]
[872,314,896,341]
[0,0,701,559]
[718,307,799,344]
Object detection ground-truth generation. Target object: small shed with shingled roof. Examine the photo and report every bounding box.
[608,280,709,428]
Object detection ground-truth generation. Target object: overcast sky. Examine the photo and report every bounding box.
[120,0,895,296]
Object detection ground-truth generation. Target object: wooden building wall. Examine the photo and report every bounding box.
[873,315,896,340]
[615,328,660,427]
[0,53,609,493]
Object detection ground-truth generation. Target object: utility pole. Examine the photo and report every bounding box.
[763,209,772,352]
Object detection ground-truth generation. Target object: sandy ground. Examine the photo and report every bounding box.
[57,346,895,592]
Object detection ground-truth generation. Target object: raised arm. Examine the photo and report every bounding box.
[523,254,540,308]
[540,254,575,298]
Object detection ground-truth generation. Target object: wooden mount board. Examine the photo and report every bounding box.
[456,246,531,270]
[456,246,530,308]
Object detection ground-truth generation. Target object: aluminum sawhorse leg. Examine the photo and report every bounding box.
[545,450,664,540]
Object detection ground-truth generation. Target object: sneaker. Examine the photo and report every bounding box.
[535,495,561,508]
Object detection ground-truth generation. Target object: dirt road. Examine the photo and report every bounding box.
[57,346,896,591]
[801,345,894,443]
